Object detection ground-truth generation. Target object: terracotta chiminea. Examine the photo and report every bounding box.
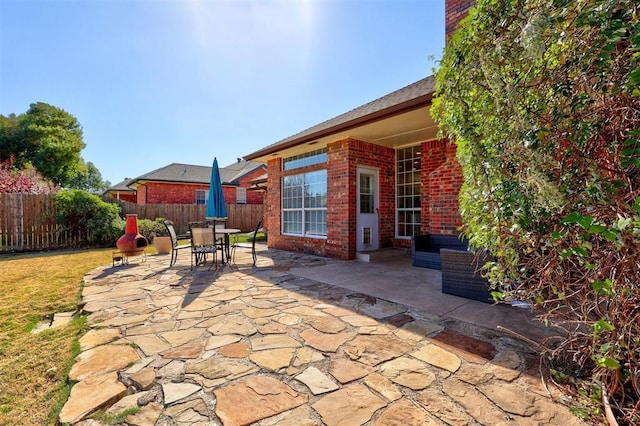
[116,214,149,256]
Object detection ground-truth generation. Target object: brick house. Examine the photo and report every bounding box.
[104,160,266,206]
[244,0,475,260]
[103,179,136,203]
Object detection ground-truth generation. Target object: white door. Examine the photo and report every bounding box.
[356,167,379,252]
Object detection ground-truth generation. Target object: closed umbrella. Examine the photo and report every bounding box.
[206,158,228,220]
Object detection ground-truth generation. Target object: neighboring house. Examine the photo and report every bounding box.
[103,160,266,206]
[244,0,474,261]
[103,179,136,202]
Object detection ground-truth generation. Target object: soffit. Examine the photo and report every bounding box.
[255,105,438,162]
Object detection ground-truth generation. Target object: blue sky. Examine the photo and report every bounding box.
[0,0,445,186]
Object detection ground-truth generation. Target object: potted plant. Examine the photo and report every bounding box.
[138,218,172,254]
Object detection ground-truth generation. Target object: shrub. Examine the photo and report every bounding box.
[0,156,58,194]
[54,189,124,247]
[434,0,640,422]
[137,218,168,241]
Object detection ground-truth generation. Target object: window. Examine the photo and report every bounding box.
[282,169,327,237]
[396,145,422,238]
[283,148,327,171]
[359,173,374,214]
[236,187,247,204]
[196,190,207,205]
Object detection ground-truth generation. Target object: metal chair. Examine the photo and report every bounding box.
[189,222,218,270]
[163,220,191,266]
[231,220,263,266]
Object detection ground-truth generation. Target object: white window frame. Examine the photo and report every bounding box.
[396,145,422,238]
[195,189,208,205]
[282,169,327,238]
[236,187,247,204]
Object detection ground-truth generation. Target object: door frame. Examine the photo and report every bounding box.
[356,166,379,252]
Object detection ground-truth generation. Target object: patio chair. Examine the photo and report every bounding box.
[189,222,218,270]
[163,220,191,266]
[213,220,227,254]
[230,220,262,266]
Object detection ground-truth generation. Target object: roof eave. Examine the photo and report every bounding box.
[244,92,433,161]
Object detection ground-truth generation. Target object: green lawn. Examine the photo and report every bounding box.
[0,249,117,425]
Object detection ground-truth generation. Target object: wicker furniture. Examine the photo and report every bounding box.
[411,234,468,270]
[440,248,493,303]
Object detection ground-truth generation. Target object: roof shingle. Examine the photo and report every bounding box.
[246,76,435,159]
[106,160,265,190]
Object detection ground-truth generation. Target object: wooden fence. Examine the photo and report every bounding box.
[0,193,263,253]
[117,201,263,235]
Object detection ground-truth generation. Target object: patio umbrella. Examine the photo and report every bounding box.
[205,157,228,220]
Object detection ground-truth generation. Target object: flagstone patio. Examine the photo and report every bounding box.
[60,245,586,425]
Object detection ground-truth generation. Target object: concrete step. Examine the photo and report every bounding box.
[356,247,409,262]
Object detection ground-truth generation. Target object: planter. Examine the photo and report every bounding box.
[153,236,172,254]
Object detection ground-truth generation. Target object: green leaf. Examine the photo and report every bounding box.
[594,318,615,333]
[562,211,582,225]
[629,67,640,86]
[599,342,612,353]
[601,229,619,242]
[490,291,504,302]
[592,279,615,296]
[561,212,593,230]
[573,245,589,257]
[587,224,606,234]
[595,356,621,370]
[577,215,594,229]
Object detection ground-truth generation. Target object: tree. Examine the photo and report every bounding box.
[0,102,85,186]
[433,0,639,422]
[67,160,110,193]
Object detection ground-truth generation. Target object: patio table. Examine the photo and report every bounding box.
[191,227,240,265]
[216,228,241,263]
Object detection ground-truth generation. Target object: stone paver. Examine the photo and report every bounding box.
[59,248,587,425]
[215,376,308,425]
[69,344,140,381]
[312,383,386,425]
[296,366,340,395]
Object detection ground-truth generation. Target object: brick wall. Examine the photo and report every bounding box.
[140,183,208,204]
[421,140,447,235]
[265,157,283,250]
[133,168,265,206]
[265,137,463,258]
[266,156,331,257]
[427,141,463,234]
[344,139,396,252]
[445,0,475,38]
[265,138,395,260]
[325,139,351,258]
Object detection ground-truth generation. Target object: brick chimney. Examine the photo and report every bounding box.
[445,0,476,40]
